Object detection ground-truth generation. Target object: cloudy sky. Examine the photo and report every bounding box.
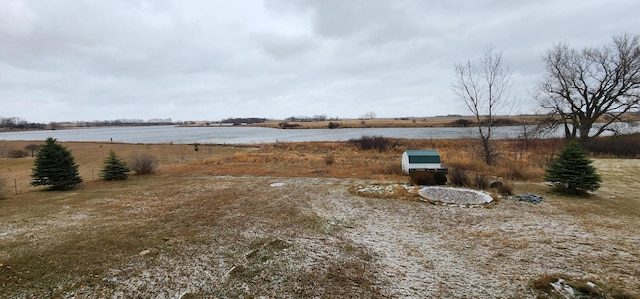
[1,0,638,123]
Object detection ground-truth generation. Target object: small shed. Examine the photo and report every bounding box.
[402,150,448,174]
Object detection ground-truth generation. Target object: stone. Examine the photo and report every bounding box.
[508,193,543,204]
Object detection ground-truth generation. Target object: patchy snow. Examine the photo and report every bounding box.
[306,179,640,297]
[312,185,514,297]
[550,278,576,298]
[5,176,639,298]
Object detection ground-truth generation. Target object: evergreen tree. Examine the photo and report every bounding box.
[100,150,130,181]
[545,142,601,194]
[31,137,83,190]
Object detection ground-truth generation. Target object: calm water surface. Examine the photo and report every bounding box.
[0,125,529,144]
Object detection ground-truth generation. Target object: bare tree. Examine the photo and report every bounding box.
[536,33,640,141]
[360,111,376,120]
[452,46,513,164]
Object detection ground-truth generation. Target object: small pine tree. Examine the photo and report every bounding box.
[100,150,130,181]
[545,142,601,194]
[31,137,83,190]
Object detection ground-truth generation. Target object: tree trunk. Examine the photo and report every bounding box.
[579,124,591,141]
[564,123,572,140]
[482,137,493,165]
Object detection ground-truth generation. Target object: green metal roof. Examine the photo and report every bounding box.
[405,150,441,163]
[405,150,439,156]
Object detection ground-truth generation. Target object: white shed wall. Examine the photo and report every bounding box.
[402,152,442,173]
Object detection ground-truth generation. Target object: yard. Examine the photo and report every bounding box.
[0,140,638,298]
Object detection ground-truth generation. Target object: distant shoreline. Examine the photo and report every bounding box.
[0,116,518,132]
[3,114,634,132]
[182,115,543,130]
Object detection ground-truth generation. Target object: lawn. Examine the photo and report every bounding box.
[0,139,638,298]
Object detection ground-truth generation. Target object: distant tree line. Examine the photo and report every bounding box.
[220,117,268,125]
[0,117,46,130]
[284,115,341,122]
[68,118,174,127]
[358,111,376,120]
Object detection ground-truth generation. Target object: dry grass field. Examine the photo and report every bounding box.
[0,138,638,298]
[247,113,640,129]
[250,115,523,129]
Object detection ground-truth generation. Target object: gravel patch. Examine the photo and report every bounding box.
[418,186,493,205]
[508,193,544,204]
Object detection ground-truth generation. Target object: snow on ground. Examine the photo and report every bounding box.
[307,179,638,298]
[311,185,519,297]
[3,176,638,298]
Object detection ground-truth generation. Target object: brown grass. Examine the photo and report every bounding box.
[250,115,544,129]
[1,139,639,297]
[531,273,637,299]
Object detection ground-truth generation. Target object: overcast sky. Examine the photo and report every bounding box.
[1,0,638,123]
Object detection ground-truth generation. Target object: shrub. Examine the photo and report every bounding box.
[101,150,130,181]
[278,122,300,129]
[497,182,513,196]
[433,171,448,185]
[349,136,393,152]
[8,149,28,158]
[409,171,436,185]
[328,122,341,129]
[450,118,473,127]
[545,142,601,195]
[473,173,490,190]
[489,118,520,126]
[582,133,640,157]
[130,153,158,175]
[449,167,470,187]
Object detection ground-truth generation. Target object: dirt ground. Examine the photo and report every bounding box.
[1,161,639,298]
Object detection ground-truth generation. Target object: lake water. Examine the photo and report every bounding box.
[1,123,634,144]
[0,125,534,144]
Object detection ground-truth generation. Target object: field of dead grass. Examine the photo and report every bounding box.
[251,115,516,129]
[0,139,638,298]
[248,114,640,130]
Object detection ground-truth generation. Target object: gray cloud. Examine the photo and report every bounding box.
[1,0,639,122]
